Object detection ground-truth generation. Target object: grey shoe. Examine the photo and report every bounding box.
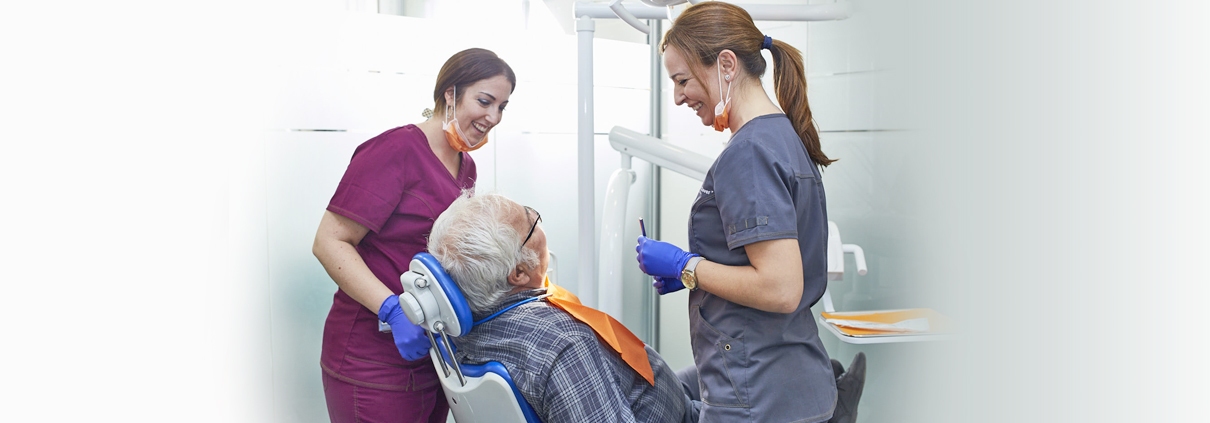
[828,352,866,423]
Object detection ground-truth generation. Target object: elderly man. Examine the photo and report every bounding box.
[427,192,863,423]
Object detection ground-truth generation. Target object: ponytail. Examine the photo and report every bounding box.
[767,40,835,167]
[661,1,835,167]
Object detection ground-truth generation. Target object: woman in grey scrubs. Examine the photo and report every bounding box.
[636,2,839,422]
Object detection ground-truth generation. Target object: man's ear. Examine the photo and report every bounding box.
[506,263,530,288]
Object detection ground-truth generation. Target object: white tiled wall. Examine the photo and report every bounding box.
[809,3,962,422]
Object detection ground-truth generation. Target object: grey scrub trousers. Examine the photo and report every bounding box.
[686,114,836,423]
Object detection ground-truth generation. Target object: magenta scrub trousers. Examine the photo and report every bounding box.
[322,371,449,423]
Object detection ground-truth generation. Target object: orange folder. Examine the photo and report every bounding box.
[820,308,954,338]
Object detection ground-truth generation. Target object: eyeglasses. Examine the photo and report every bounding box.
[520,206,541,251]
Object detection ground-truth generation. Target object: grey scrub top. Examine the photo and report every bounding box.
[687,114,836,422]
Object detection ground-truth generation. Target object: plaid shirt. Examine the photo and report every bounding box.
[453,288,688,423]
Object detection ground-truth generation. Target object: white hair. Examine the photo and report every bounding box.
[427,191,541,315]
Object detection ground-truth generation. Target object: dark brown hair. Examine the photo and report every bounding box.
[661,2,835,166]
[432,48,517,112]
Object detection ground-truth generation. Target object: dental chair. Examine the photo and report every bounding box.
[395,252,541,423]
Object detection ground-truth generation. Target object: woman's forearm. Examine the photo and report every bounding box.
[313,211,394,312]
[694,238,804,313]
[313,238,393,312]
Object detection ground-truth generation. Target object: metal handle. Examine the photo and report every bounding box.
[440,331,467,387]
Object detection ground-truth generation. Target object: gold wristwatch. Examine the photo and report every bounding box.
[680,256,705,291]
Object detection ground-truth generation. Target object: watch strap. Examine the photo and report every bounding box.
[682,256,704,290]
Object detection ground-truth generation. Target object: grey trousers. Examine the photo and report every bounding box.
[677,365,703,423]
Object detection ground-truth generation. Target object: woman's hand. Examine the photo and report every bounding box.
[652,276,685,295]
[378,295,432,361]
[635,236,697,280]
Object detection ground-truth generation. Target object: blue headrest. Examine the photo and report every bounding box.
[400,252,474,337]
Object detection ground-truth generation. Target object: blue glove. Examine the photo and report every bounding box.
[635,236,698,280]
[378,295,432,361]
[652,276,685,295]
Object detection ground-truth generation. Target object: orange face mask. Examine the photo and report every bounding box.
[443,87,489,152]
[712,60,733,132]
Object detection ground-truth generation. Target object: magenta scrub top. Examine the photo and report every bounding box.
[321,124,476,390]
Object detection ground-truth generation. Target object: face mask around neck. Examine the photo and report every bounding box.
[443,86,488,152]
[712,60,733,132]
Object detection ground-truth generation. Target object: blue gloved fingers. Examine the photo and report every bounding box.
[379,295,433,362]
[635,236,651,275]
[652,276,685,295]
[635,236,658,276]
[636,237,696,279]
[393,322,432,361]
[391,319,432,361]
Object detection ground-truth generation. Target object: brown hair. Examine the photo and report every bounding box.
[661,2,835,166]
[432,48,517,112]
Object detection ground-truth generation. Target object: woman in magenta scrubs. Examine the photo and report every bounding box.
[312,48,515,423]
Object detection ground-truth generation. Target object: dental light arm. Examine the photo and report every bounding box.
[608,126,712,181]
[609,0,651,34]
[596,126,712,317]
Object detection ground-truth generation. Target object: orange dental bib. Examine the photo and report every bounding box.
[544,282,655,386]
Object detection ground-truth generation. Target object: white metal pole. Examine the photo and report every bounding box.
[576,15,597,308]
[646,17,663,348]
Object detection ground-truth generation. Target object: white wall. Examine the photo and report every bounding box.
[823,0,1210,422]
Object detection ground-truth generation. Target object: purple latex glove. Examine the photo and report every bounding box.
[652,276,685,295]
[378,295,432,361]
[635,236,698,280]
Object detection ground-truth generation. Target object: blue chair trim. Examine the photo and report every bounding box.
[473,294,550,328]
[461,361,543,423]
[413,252,473,336]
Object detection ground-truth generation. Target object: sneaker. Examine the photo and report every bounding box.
[828,352,866,423]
